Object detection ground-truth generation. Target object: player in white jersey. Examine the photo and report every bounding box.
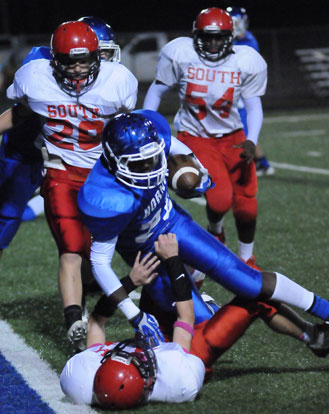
[0,21,138,351]
[143,7,266,269]
[60,233,205,409]
[22,16,123,223]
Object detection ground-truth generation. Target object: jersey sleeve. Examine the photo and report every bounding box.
[155,38,188,88]
[113,64,138,112]
[7,73,25,101]
[239,47,267,99]
[78,159,138,241]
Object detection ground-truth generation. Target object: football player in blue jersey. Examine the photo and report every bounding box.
[0,46,51,259]
[78,16,121,63]
[226,6,274,177]
[77,109,329,346]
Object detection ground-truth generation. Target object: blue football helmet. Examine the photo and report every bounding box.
[226,7,249,39]
[102,111,168,189]
[78,16,121,62]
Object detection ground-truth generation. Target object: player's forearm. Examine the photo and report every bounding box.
[244,96,263,145]
[175,299,195,327]
[87,313,107,347]
[143,80,170,110]
[0,107,13,133]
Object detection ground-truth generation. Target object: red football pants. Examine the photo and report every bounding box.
[41,166,91,257]
[177,130,258,223]
[139,289,278,380]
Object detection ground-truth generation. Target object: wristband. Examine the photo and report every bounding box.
[121,275,137,294]
[164,256,192,302]
[173,321,194,336]
[118,297,140,320]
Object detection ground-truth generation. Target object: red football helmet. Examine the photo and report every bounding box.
[93,337,157,410]
[193,8,234,62]
[50,21,100,96]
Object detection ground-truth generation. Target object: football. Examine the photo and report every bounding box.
[167,154,202,193]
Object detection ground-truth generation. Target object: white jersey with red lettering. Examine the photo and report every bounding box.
[7,59,138,169]
[60,341,205,405]
[155,37,267,138]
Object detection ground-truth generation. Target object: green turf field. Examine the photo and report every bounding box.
[1,108,329,414]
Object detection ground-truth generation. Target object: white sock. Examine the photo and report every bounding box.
[238,240,254,261]
[27,195,44,216]
[208,218,225,234]
[190,269,206,283]
[270,272,314,311]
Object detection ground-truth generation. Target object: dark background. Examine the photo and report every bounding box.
[1,0,328,34]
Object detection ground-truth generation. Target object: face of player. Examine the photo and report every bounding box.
[100,49,114,61]
[128,156,159,173]
[200,33,227,54]
[65,59,92,80]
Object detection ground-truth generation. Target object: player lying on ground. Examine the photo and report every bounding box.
[60,233,205,408]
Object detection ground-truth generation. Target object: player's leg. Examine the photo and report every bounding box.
[0,158,43,258]
[170,210,329,322]
[190,297,275,379]
[21,193,44,221]
[41,167,91,350]
[223,129,259,265]
[177,132,232,243]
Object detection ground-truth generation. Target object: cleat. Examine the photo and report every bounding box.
[255,156,275,177]
[208,227,226,244]
[256,165,275,177]
[241,255,262,271]
[308,322,329,358]
[201,292,221,315]
[191,269,206,290]
[67,320,88,352]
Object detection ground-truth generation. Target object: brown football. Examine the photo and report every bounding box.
[167,154,202,192]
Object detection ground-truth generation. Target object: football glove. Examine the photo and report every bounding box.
[130,311,165,347]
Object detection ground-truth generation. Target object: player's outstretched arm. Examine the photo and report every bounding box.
[87,250,162,347]
[155,233,195,351]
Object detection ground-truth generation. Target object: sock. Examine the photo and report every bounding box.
[270,272,314,311]
[64,305,82,330]
[208,218,225,235]
[299,332,311,343]
[308,295,329,320]
[238,240,254,261]
[27,195,44,216]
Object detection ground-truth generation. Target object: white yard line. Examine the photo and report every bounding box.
[264,113,329,123]
[281,129,326,137]
[0,319,97,414]
[270,161,329,175]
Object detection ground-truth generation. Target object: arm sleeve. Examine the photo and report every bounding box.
[143,80,171,110]
[243,96,263,146]
[90,237,122,297]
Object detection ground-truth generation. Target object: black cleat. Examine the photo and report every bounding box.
[308,322,329,358]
